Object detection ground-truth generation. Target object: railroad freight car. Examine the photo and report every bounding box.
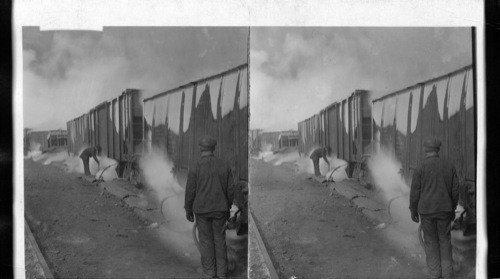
[298,114,321,157]
[372,65,476,233]
[143,64,248,183]
[67,89,143,176]
[249,129,262,156]
[298,90,372,176]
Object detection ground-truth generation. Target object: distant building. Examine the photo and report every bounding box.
[278,130,299,149]
[25,129,68,153]
[251,129,299,152]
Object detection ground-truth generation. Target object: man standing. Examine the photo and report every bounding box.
[80,145,101,175]
[410,139,459,279]
[310,146,330,177]
[184,136,234,278]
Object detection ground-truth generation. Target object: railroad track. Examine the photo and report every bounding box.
[249,210,280,279]
[25,219,54,279]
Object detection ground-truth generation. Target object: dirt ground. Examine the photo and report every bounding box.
[249,158,429,279]
[24,159,202,278]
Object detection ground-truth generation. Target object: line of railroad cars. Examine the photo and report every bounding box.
[298,89,372,177]
[298,65,476,232]
[67,64,248,184]
[67,89,143,176]
[143,64,248,182]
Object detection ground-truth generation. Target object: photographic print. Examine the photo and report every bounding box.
[15,1,485,279]
[248,27,476,279]
[23,26,249,279]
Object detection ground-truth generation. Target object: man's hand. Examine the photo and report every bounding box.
[411,211,419,223]
[186,211,194,222]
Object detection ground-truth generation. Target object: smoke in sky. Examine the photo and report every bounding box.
[23,27,248,130]
[250,27,472,131]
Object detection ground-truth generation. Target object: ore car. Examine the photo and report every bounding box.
[298,90,372,176]
[372,65,476,234]
[66,89,143,177]
[297,65,476,234]
[143,64,248,183]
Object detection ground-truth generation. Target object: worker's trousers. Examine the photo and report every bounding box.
[312,158,321,176]
[81,156,91,175]
[195,211,228,278]
[420,211,455,279]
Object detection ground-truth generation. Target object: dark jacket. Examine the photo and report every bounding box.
[184,154,234,214]
[310,148,328,162]
[80,147,99,164]
[409,154,459,214]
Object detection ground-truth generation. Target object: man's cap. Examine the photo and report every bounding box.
[198,136,217,149]
[423,139,441,151]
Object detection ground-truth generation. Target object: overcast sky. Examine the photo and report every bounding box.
[23,27,248,130]
[249,27,473,131]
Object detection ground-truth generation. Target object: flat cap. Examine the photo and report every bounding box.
[198,136,217,149]
[423,139,441,151]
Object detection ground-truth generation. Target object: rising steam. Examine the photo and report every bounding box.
[139,147,248,273]
[365,149,476,274]
[139,148,189,232]
[254,145,349,181]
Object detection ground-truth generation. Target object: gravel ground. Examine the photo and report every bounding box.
[250,158,428,279]
[24,159,201,278]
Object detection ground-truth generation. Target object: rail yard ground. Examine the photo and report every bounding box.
[249,150,476,279]
[23,157,247,279]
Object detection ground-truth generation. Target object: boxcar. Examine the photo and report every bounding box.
[298,90,372,176]
[67,89,143,176]
[372,65,476,230]
[249,129,262,156]
[143,64,248,183]
[298,114,321,157]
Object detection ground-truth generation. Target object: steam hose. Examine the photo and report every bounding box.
[387,195,405,221]
[190,210,241,253]
[387,195,426,250]
[326,164,348,181]
[192,222,201,252]
[159,194,180,219]
[96,163,118,182]
[418,224,425,249]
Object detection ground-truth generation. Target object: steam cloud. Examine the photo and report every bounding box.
[250,27,472,131]
[139,148,248,271]
[23,27,248,131]
[366,150,476,273]
[139,148,189,232]
[255,145,349,181]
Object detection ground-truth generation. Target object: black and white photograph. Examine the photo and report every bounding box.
[22,27,249,278]
[248,27,477,279]
[14,1,487,279]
